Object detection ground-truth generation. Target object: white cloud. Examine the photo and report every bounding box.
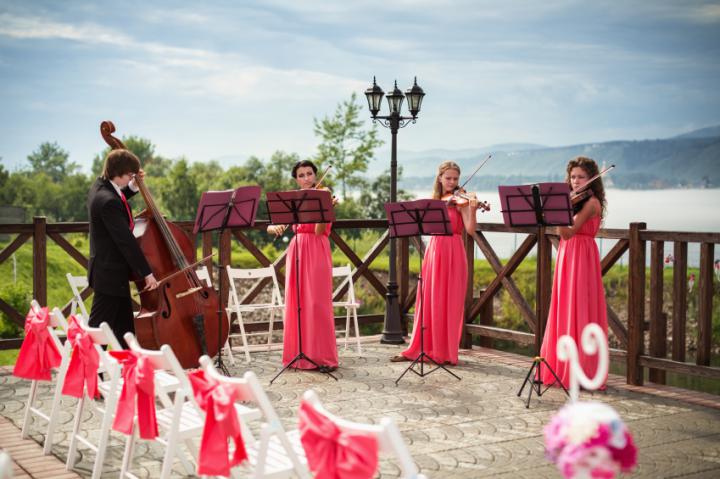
[0,12,365,103]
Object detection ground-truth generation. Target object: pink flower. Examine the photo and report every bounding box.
[610,431,638,472]
[544,402,637,479]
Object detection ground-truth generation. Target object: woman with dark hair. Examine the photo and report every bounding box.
[267,160,338,372]
[539,156,609,389]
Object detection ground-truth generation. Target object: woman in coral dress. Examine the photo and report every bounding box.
[267,160,338,372]
[539,156,609,389]
[393,161,481,365]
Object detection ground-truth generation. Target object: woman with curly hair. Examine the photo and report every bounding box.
[539,156,609,389]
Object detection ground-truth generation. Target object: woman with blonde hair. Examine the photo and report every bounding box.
[392,161,481,365]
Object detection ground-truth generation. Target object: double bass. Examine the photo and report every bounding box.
[100,121,228,368]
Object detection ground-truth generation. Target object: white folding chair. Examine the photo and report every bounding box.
[198,355,310,479]
[302,390,427,479]
[59,310,124,479]
[119,335,263,479]
[20,301,69,453]
[195,264,213,288]
[55,310,181,479]
[332,265,362,354]
[66,273,90,318]
[225,265,285,364]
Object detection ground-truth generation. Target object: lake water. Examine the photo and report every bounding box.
[409,188,720,266]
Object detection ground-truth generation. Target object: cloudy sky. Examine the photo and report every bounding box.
[1,0,719,172]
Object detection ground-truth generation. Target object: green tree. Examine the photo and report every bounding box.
[0,163,9,204]
[157,158,199,220]
[92,136,171,178]
[27,142,78,182]
[359,167,413,219]
[313,93,384,200]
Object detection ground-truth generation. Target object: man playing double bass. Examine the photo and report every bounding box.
[87,149,159,347]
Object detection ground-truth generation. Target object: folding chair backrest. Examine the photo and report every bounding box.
[331,264,356,304]
[52,308,122,375]
[302,390,424,479]
[41,302,68,353]
[195,265,213,288]
[124,332,175,373]
[66,273,90,317]
[226,265,283,307]
[198,355,278,418]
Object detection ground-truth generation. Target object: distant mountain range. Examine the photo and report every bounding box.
[368,126,720,189]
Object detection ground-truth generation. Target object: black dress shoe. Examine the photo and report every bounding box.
[318,365,337,373]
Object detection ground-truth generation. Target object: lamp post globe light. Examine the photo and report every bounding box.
[364,76,425,344]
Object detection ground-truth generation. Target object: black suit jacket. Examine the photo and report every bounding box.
[87,178,152,297]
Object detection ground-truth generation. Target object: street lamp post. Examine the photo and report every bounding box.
[364,77,425,344]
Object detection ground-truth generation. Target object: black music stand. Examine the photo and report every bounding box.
[266,189,337,384]
[498,182,571,406]
[194,185,261,375]
[385,199,461,385]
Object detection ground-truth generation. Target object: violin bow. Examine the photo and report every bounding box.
[573,164,615,194]
[458,154,492,191]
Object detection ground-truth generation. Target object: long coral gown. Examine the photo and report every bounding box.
[401,206,468,365]
[539,215,608,388]
[282,222,338,369]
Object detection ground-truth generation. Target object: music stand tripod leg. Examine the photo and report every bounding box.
[395,272,462,385]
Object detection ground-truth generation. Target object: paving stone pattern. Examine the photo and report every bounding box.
[1,344,720,478]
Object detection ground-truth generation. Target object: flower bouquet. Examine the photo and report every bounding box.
[544,401,637,478]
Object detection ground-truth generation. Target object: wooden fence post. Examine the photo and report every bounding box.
[672,241,688,362]
[219,229,231,308]
[462,232,475,349]
[535,226,552,356]
[649,240,666,384]
[697,243,715,366]
[627,222,647,386]
[398,237,409,336]
[32,216,47,306]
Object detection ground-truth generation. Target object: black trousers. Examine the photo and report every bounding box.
[89,291,135,348]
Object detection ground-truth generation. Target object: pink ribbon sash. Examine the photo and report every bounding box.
[188,370,248,476]
[13,306,62,381]
[298,399,379,479]
[109,350,158,439]
[61,315,100,399]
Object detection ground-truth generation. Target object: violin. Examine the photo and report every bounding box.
[442,188,491,212]
[271,165,334,238]
[570,188,594,205]
[568,164,614,207]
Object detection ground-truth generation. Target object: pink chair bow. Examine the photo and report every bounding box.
[13,306,62,381]
[298,400,379,479]
[188,369,248,476]
[109,350,158,439]
[61,315,100,399]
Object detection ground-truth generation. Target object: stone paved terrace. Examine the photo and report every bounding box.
[2,340,720,478]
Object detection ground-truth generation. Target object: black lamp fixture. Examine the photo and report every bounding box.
[363,76,425,344]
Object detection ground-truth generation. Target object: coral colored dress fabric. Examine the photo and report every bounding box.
[282,222,338,369]
[401,206,468,365]
[540,215,609,389]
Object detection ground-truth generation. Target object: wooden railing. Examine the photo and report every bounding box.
[0,217,718,388]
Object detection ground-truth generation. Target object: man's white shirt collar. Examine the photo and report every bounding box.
[108,178,139,197]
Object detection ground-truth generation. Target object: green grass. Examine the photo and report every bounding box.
[0,349,19,366]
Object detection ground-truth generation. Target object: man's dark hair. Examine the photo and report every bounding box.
[102,149,141,180]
